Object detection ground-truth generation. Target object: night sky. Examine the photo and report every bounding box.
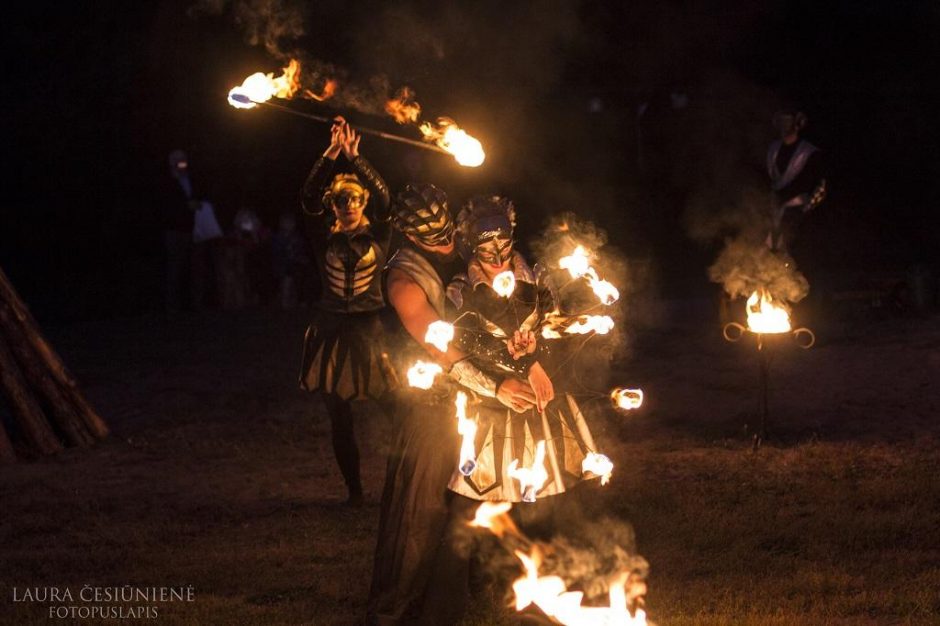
[3,0,938,321]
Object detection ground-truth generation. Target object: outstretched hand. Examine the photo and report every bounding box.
[323,116,346,159]
[341,125,361,160]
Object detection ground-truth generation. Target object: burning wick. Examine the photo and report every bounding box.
[227,60,301,109]
[420,118,485,167]
[746,290,791,334]
[454,391,478,476]
[565,315,615,335]
[581,452,614,486]
[424,320,454,353]
[508,440,549,503]
[406,360,443,389]
[558,245,620,305]
[611,388,644,411]
[492,271,516,298]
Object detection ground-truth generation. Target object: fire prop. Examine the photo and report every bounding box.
[610,388,644,412]
[228,61,485,167]
[424,320,455,353]
[559,245,620,306]
[722,289,815,448]
[454,391,478,476]
[470,503,650,625]
[492,271,517,298]
[406,360,443,389]
[581,452,614,485]
[508,440,549,503]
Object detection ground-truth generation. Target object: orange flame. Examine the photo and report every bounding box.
[455,391,478,476]
[611,388,644,411]
[468,501,517,538]
[581,452,614,485]
[305,78,338,102]
[424,320,455,353]
[746,289,791,334]
[508,440,549,503]
[420,117,485,167]
[492,270,516,297]
[385,87,422,124]
[228,59,302,108]
[406,360,443,389]
[559,245,620,305]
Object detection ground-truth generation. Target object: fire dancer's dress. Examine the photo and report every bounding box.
[446,252,604,502]
[298,153,396,502]
[767,130,826,252]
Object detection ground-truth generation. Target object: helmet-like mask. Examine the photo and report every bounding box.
[392,183,455,246]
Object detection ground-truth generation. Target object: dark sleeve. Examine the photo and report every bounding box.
[300,156,336,217]
[350,155,391,222]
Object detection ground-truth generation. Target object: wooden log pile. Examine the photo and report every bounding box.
[0,267,108,462]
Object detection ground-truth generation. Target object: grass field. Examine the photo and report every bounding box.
[1,309,938,625]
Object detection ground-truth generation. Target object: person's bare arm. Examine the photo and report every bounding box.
[387,268,535,411]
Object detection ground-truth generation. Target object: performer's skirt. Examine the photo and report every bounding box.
[299,309,396,401]
[368,391,460,624]
[448,392,602,502]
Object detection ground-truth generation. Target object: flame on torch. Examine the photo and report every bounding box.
[407,360,443,389]
[508,440,549,503]
[746,289,791,334]
[228,59,302,109]
[425,320,455,353]
[492,270,517,298]
[454,391,478,476]
[469,501,516,537]
[581,452,614,486]
[611,388,644,411]
[565,315,615,335]
[420,117,485,167]
[559,245,620,306]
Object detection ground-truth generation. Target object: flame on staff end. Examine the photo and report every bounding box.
[420,117,486,167]
[565,315,615,335]
[746,289,791,334]
[508,440,549,503]
[581,452,614,485]
[611,388,644,411]
[425,320,455,353]
[492,270,516,297]
[407,360,443,389]
[454,391,478,476]
[228,59,302,109]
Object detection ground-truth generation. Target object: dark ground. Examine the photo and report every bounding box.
[1,307,939,625]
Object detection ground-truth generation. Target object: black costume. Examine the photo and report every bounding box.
[298,153,394,502]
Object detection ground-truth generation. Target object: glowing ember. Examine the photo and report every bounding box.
[611,388,644,411]
[406,360,443,389]
[492,270,516,297]
[565,315,615,335]
[508,440,549,503]
[746,290,791,334]
[454,391,478,476]
[424,320,455,353]
[228,59,302,109]
[420,118,485,167]
[581,452,614,485]
[559,245,620,305]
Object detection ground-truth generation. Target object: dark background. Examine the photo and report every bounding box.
[3,0,938,321]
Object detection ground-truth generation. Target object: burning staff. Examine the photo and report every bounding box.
[228,61,485,166]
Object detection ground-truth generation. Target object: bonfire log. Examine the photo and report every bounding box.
[0,335,63,456]
[0,267,108,440]
[0,301,95,447]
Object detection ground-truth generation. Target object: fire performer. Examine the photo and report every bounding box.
[368,185,537,625]
[298,117,395,506]
[419,196,607,625]
[766,110,827,252]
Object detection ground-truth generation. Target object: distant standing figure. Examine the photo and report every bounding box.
[766,111,827,252]
[163,149,197,314]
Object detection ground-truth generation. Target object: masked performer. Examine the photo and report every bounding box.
[418,196,610,624]
[299,117,394,506]
[767,110,827,252]
[368,185,536,625]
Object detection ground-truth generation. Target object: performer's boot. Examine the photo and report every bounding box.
[325,394,363,506]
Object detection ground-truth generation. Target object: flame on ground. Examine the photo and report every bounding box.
[559,245,620,306]
[746,289,791,334]
[424,320,455,353]
[468,501,517,538]
[228,59,302,108]
[581,452,614,485]
[508,440,549,503]
[492,270,516,297]
[611,388,644,411]
[406,360,443,389]
[420,117,485,167]
[454,391,478,476]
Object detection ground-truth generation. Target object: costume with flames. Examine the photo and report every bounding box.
[299,150,395,504]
